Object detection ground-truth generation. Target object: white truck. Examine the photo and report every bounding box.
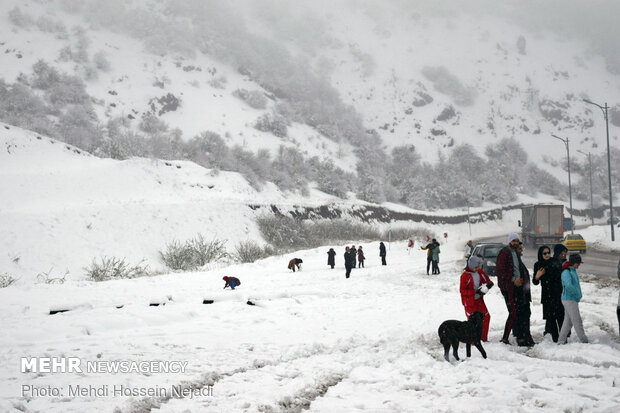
[520,204,564,247]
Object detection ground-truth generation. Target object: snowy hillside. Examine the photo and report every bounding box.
[1,0,619,206]
[0,122,343,283]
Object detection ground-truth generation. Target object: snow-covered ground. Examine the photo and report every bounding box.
[2,117,620,412]
[1,236,618,412]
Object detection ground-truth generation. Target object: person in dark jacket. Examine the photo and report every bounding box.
[344,247,353,278]
[431,240,441,274]
[379,242,387,265]
[350,245,357,268]
[327,248,336,269]
[223,276,240,290]
[532,244,566,342]
[288,258,303,272]
[420,240,435,275]
[515,242,535,346]
[357,246,365,268]
[496,232,524,345]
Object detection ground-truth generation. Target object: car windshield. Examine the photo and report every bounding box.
[567,235,583,240]
[484,247,502,258]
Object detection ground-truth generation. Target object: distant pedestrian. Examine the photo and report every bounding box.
[327,248,336,269]
[558,254,589,344]
[460,255,494,341]
[222,276,240,290]
[344,247,353,278]
[431,239,441,274]
[466,240,474,256]
[288,258,303,272]
[379,242,387,265]
[351,245,357,268]
[421,240,435,275]
[357,246,365,268]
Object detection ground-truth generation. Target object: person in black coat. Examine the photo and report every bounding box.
[344,246,353,278]
[379,242,387,265]
[421,240,435,275]
[327,248,336,269]
[515,242,534,346]
[532,244,567,342]
[350,245,357,268]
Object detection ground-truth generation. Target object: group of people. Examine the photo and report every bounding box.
[326,242,387,278]
[459,231,589,347]
[421,239,441,274]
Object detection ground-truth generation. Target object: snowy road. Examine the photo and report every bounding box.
[1,241,619,412]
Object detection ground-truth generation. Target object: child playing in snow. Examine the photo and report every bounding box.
[223,276,241,290]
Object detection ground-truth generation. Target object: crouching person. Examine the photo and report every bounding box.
[223,276,241,290]
[288,258,303,272]
[460,256,494,342]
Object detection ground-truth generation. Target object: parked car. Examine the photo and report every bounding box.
[561,234,586,253]
[471,243,504,276]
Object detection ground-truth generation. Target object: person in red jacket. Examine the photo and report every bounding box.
[460,255,494,341]
[222,276,240,290]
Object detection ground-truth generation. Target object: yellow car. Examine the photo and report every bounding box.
[562,234,586,253]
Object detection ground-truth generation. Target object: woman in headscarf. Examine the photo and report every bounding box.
[460,255,494,341]
[532,244,566,342]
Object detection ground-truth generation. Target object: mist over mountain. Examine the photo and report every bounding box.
[1,0,619,209]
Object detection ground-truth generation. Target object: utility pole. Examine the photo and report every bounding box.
[577,150,595,226]
[583,99,615,241]
[552,134,574,234]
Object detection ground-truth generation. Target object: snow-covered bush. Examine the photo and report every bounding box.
[233,240,275,263]
[93,51,111,72]
[36,16,68,38]
[8,7,34,28]
[384,227,438,242]
[84,257,150,282]
[309,157,352,198]
[139,113,169,135]
[254,113,288,137]
[160,235,228,270]
[159,240,195,271]
[257,216,380,250]
[421,66,476,106]
[36,269,68,284]
[232,89,268,109]
[208,76,227,89]
[0,273,17,288]
[188,234,228,266]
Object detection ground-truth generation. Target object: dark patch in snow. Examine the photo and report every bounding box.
[148,93,180,116]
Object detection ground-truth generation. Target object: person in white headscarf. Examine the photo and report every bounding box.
[460,255,494,341]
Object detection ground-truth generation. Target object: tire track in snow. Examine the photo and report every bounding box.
[121,342,336,413]
[124,334,419,413]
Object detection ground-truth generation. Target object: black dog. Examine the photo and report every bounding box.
[437,311,487,362]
